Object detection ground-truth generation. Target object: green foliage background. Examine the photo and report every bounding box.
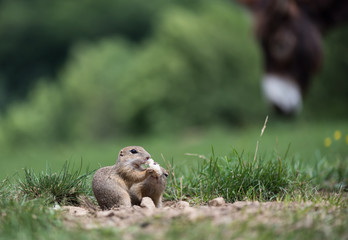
[0,0,347,146]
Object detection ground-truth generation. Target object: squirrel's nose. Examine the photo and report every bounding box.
[146,156,150,160]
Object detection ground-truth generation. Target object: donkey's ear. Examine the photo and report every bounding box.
[235,0,262,10]
[236,0,294,16]
[268,0,295,16]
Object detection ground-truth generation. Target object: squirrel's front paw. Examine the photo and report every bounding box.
[146,168,160,178]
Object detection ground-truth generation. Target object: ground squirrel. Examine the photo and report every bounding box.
[92,146,159,210]
[130,166,168,208]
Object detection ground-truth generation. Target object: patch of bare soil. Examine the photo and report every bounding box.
[60,197,336,231]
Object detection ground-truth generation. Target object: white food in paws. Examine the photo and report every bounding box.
[147,158,162,175]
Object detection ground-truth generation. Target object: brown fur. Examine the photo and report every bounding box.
[237,0,348,114]
[92,146,154,210]
[130,167,168,208]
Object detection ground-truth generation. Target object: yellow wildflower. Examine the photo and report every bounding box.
[324,137,332,147]
[334,130,341,140]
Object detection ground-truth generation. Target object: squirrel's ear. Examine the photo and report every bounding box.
[119,151,124,157]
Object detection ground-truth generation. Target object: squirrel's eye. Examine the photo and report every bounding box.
[130,149,138,154]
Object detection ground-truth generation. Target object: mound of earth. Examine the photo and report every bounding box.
[60,197,331,230]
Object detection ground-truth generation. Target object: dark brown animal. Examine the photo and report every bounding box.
[237,0,348,115]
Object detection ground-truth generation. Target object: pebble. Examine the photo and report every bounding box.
[208,197,225,207]
[62,206,89,216]
[140,197,156,210]
[175,201,190,208]
[97,210,115,218]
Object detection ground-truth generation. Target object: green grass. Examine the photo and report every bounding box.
[0,120,346,182]
[307,155,348,191]
[17,162,94,205]
[1,119,347,201]
[1,120,347,177]
[0,148,347,239]
[13,147,310,205]
[181,148,311,202]
[0,119,347,239]
[0,199,60,240]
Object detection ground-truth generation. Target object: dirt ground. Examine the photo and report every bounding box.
[60,197,337,231]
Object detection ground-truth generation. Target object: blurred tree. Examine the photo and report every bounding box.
[0,0,166,109]
[0,1,264,145]
[0,0,346,148]
[305,25,348,119]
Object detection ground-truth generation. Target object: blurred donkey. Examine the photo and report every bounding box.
[237,0,348,115]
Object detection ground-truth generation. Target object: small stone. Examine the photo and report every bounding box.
[208,197,225,207]
[97,210,115,218]
[140,221,151,228]
[62,206,89,216]
[233,201,247,209]
[133,205,142,211]
[52,204,61,210]
[175,201,190,208]
[140,197,156,210]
